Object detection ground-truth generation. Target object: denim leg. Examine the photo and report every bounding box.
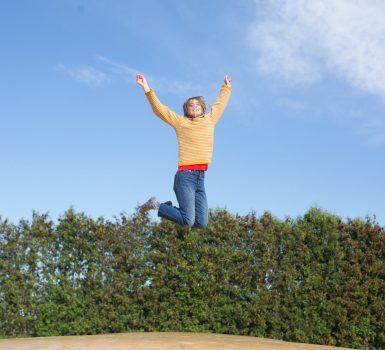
[194,173,208,228]
[158,171,196,227]
[158,202,186,226]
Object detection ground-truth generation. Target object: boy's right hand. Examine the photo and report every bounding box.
[136,74,150,92]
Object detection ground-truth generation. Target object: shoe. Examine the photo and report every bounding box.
[139,197,159,214]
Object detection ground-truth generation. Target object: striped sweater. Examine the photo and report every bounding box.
[145,85,231,166]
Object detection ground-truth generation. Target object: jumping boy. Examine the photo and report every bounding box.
[136,74,232,228]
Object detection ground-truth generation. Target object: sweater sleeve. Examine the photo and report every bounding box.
[145,89,181,128]
[210,85,232,124]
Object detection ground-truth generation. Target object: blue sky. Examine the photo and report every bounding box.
[1,0,385,225]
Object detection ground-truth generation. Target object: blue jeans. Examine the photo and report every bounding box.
[158,170,208,228]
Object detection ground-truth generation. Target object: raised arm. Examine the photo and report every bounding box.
[211,75,232,124]
[136,74,180,128]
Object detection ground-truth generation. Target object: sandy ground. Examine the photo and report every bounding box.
[0,332,356,350]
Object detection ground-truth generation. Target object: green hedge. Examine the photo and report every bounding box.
[0,207,384,349]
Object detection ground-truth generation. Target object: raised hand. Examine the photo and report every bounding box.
[136,74,150,92]
[224,75,232,88]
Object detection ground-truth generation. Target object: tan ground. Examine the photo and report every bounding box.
[0,332,356,350]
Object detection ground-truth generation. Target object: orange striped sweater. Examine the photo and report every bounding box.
[145,85,231,166]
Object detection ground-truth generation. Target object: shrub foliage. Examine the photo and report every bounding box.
[0,207,384,349]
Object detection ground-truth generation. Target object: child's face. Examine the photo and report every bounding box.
[186,99,203,118]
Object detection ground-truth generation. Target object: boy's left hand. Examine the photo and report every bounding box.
[224,75,232,87]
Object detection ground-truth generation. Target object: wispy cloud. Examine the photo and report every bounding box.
[98,56,209,98]
[153,78,210,99]
[97,55,138,79]
[57,64,110,87]
[249,0,385,100]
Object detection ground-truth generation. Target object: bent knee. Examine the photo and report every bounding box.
[182,217,195,228]
[194,221,208,229]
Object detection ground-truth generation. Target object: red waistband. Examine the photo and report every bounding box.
[177,164,208,172]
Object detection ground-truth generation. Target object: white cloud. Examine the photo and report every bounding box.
[97,56,138,79]
[249,0,385,99]
[153,78,209,99]
[58,64,109,87]
[98,56,209,98]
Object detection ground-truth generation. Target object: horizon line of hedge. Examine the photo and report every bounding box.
[1,207,384,349]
